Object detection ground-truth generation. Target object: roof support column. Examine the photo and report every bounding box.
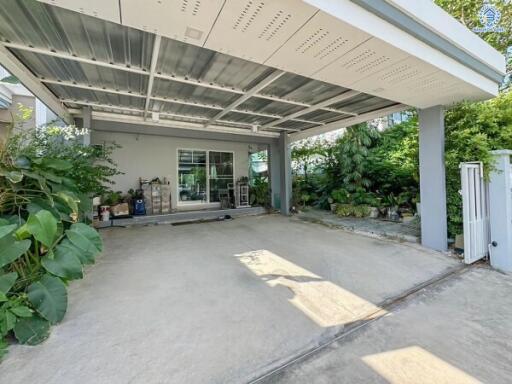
[74,106,92,146]
[269,133,292,214]
[82,106,92,146]
[419,105,447,251]
[269,142,281,210]
[279,132,292,215]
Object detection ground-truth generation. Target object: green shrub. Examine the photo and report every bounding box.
[336,204,352,217]
[331,188,350,204]
[0,110,113,359]
[249,177,270,208]
[335,204,370,218]
[353,205,371,218]
[444,91,512,236]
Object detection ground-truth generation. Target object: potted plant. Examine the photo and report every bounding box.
[102,191,128,218]
[382,193,400,221]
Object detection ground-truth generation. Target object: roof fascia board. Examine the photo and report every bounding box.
[385,0,505,74]
[349,0,505,83]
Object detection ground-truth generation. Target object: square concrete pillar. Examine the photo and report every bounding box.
[269,133,292,214]
[488,150,512,272]
[269,142,281,210]
[74,106,91,146]
[82,106,91,146]
[418,106,448,251]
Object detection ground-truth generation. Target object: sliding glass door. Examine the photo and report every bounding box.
[178,149,234,205]
[178,150,207,204]
[209,151,234,202]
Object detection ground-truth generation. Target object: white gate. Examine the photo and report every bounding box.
[460,162,490,264]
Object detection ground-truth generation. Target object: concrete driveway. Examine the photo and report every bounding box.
[3,214,508,383]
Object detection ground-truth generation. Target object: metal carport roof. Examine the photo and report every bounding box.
[0,0,505,141]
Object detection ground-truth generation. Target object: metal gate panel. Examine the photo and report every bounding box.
[461,162,490,264]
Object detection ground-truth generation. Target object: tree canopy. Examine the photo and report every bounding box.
[435,0,512,60]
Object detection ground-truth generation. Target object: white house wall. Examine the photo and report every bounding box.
[91,130,255,210]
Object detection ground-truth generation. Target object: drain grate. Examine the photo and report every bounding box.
[171,215,233,226]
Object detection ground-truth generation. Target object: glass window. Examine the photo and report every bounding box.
[178,150,234,205]
[209,151,234,203]
[178,150,207,203]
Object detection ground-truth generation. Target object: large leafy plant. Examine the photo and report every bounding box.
[0,110,105,359]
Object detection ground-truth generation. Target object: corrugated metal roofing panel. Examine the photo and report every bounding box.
[275,120,319,131]
[260,73,349,104]
[12,50,148,94]
[150,100,218,119]
[152,78,239,108]
[299,109,345,123]
[0,0,153,70]
[0,0,400,136]
[353,100,398,115]
[222,111,275,126]
[65,102,142,117]
[331,94,397,114]
[237,98,304,116]
[157,38,274,91]
[50,84,145,109]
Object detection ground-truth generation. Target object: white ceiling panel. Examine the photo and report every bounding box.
[401,72,479,107]
[347,56,438,102]
[38,0,120,23]
[411,82,480,107]
[314,37,409,88]
[266,11,370,77]
[204,0,317,63]
[120,0,224,46]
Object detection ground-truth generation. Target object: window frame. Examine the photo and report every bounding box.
[176,148,235,206]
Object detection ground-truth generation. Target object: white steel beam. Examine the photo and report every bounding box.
[206,70,285,127]
[264,90,360,129]
[0,45,72,124]
[3,42,363,122]
[61,99,299,132]
[2,42,148,75]
[144,35,161,119]
[90,111,281,138]
[155,72,245,95]
[41,78,146,98]
[43,80,324,126]
[290,103,409,142]
[253,94,310,107]
[252,94,357,116]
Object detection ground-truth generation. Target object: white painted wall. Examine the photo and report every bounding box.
[91,130,255,210]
